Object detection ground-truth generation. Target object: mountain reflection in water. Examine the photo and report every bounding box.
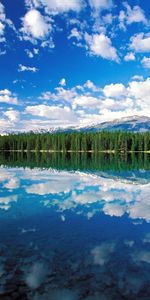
[0,153,150,300]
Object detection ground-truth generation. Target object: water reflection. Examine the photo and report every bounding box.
[0,154,150,299]
[1,166,150,221]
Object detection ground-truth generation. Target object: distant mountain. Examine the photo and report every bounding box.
[39,115,150,134]
[4,116,150,135]
[75,116,150,133]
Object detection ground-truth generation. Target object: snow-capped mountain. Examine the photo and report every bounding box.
[76,116,150,133]
[3,116,150,135]
[38,116,150,133]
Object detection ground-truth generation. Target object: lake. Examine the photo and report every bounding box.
[0,153,150,300]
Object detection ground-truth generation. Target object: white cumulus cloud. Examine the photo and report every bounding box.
[0,2,16,44]
[124,52,135,61]
[103,83,127,98]
[25,104,77,126]
[119,2,147,30]
[141,56,150,68]
[20,9,52,43]
[85,33,119,62]
[89,0,113,11]
[42,0,83,13]
[130,33,150,53]
[4,110,20,122]
[0,89,18,104]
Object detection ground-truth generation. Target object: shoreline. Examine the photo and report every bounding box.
[1,150,150,154]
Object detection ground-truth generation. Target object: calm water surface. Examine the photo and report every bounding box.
[0,154,150,300]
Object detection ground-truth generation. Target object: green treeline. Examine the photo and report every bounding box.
[0,131,150,152]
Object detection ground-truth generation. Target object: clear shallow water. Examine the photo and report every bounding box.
[1,157,150,299]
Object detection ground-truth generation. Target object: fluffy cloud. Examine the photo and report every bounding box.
[1,166,150,222]
[26,172,77,194]
[0,89,18,104]
[124,52,135,62]
[0,109,20,134]
[68,28,82,41]
[59,78,66,86]
[4,177,20,189]
[130,33,150,53]
[119,3,147,30]
[4,110,20,122]
[141,56,150,68]
[103,83,127,98]
[0,2,15,43]
[26,0,113,14]
[88,0,113,11]
[125,3,147,25]
[103,202,126,217]
[128,185,150,222]
[73,95,101,109]
[25,104,77,126]
[42,170,150,222]
[39,81,101,109]
[42,0,83,13]
[0,119,15,133]
[91,242,115,266]
[36,77,150,128]
[20,9,52,43]
[128,78,150,100]
[18,64,38,72]
[84,80,100,91]
[39,86,77,102]
[3,77,150,132]
[85,33,119,62]
[0,195,18,211]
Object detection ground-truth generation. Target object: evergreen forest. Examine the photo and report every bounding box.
[0,131,150,152]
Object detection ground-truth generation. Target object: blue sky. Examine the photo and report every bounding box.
[0,0,150,132]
